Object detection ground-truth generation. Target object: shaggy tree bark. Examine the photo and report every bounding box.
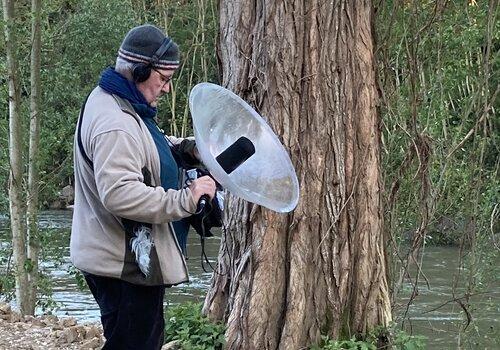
[26,0,42,315]
[203,0,391,348]
[2,0,30,314]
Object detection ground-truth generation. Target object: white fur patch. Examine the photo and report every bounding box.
[130,226,153,277]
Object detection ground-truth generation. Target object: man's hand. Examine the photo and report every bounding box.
[189,175,216,203]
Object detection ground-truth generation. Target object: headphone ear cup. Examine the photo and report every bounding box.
[132,63,151,83]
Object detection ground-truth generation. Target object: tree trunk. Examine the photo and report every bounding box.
[203,0,391,348]
[2,0,30,315]
[26,0,42,315]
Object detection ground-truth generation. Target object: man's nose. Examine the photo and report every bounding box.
[162,82,171,93]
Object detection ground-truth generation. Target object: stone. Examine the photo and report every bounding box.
[16,322,30,331]
[74,325,87,341]
[43,314,59,325]
[9,312,21,323]
[23,315,35,323]
[162,340,182,350]
[82,337,102,349]
[84,325,101,339]
[0,303,11,314]
[32,318,45,327]
[56,336,68,345]
[49,199,62,210]
[61,317,77,327]
[68,325,81,343]
[52,323,64,331]
[57,326,79,344]
[61,185,74,204]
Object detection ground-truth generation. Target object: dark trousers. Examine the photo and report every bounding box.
[84,273,166,350]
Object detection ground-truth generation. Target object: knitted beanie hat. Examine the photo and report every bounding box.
[118,24,180,70]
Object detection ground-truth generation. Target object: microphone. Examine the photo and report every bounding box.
[216,136,256,174]
[197,194,211,213]
[197,136,256,212]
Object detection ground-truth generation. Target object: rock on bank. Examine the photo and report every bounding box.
[0,303,103,349]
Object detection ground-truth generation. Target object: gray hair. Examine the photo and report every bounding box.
[115,57,135,81]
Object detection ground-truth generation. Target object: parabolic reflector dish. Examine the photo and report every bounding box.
[189,83,299,213]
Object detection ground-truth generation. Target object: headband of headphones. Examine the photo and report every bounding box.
[149,38,173,66]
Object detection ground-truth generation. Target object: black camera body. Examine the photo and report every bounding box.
[183,168,223,238]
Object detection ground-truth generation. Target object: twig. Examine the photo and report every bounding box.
[421,291,489,314]
[446,86,499,160]
[490,203,500,250]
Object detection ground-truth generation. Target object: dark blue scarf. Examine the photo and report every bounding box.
[99,67,157,119]
[99,68,190,251]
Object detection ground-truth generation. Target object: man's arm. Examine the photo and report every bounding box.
[92,130,197,224]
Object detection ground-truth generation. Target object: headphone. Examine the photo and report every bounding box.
[132,37,173,83]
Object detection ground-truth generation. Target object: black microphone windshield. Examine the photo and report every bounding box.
[216,136,256,174]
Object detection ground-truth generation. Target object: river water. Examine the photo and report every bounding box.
[0,211,498,348]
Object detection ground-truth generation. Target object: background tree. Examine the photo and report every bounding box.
[25,0,42,314]
[203,0,391,348]
[2,0,30,314]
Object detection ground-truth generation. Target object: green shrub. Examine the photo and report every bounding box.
[392,330,426,350]
[310,328,426,350]
[164,302,225,350]
[310,336,376,350]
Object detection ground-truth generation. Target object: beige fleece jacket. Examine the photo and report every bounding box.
[70,86,196,286]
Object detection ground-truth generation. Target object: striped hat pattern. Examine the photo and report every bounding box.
[118,24,180,70]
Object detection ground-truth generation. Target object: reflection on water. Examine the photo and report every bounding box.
[0,211,498,348]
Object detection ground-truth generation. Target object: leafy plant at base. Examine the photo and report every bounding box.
[310,336,376,350]
[310,326,426,350]
[164,302,225,350]
[392,330,426,350]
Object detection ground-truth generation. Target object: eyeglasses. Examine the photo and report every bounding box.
[153,69,173,87]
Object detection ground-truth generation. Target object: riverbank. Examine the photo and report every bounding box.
[0,303,103,349]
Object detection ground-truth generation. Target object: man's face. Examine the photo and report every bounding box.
[136,68,175,107]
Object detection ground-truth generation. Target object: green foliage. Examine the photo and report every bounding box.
[36,0,138,206]
[164,302,225,350]
[310,336,376,350]
[392,331,427,350]
[0,271,14,302]
[36,270,60,312]
[0,221,14,301]
[375,2,499,344]
[377,0,498,246]
[0,240,15,301]
[68,265,87,291]
[310,328,426,350]
[38,228,68,266]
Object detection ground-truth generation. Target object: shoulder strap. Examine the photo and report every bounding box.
[112,94,141,123]
[77,93,93,169]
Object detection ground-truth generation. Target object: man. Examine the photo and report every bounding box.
[70,24,215,349]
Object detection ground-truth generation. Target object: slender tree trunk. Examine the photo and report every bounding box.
[2,0,30,315]
[203,0,391,348]
[26,0,42,315]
